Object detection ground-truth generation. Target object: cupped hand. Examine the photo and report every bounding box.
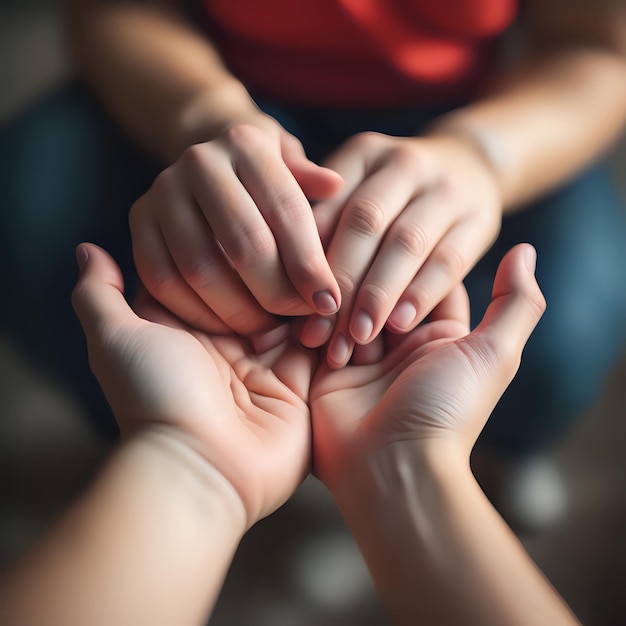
[301,131,501,368]
[310,244,545,490]
[129,111,343,338]
[72,243,317,527]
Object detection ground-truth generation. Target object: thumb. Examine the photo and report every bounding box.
[464,243,546,391]
[280,133,343,200]
[72,243,138,339]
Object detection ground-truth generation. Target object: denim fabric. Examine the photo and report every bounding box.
[0,82,161,439]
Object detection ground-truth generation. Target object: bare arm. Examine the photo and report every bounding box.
[430,0,626,211]
[65,0,260,161]
[333,445,579,626]
[1,242,315,625]
[1,429,246,626]
[311,244,580,624]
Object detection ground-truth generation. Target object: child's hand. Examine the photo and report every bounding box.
[301,132,501,367]
[129,112,343,337]
[72,243,316,527]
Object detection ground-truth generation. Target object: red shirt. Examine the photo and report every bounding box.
[202,0,518,108]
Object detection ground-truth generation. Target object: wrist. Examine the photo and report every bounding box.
[175,79,266,155]
[328,439,472,521]
[424,121,506,210]
[131,425,248,537]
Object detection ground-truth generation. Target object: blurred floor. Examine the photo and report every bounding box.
[1,3,626,625]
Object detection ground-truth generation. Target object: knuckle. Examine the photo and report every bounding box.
[226,221,276,268]
[333,268,357,298]
[434,176,458,200]
[274,190,310,224]
[287,255,327,286]
[349,131,383,150]
[526,287,547,319]
[223,123,264,149]
[143,265,180,299]
[433,245,466,279]
[179,143,209,174]
[389,142,425,170]
[346,197,386,237]
[391,221,429,259]
[360,280,393,310]
[181,256,223,291]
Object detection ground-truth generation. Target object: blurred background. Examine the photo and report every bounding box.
[1,1,626,624]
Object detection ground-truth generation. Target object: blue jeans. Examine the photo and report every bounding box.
[2,81,625,454]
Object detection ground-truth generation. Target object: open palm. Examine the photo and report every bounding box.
[310,244,545,490]
[73,244,316,527]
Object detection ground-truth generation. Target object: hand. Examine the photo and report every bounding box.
[310,244,544,490]
[72,243,316,527]
[129,111,343,337]
[301,131,501,367]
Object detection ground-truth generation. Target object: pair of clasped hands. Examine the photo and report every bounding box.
[72,116,545,531]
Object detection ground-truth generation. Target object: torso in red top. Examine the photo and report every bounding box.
[202,0,518,108]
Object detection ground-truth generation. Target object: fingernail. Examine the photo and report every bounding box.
[328,333,350,365]
[301,315,333,347]
[351,310,374,343]
[76,246,89,273]
[388,301,416,330]
[312,290,339,315]
[524,245,537,274]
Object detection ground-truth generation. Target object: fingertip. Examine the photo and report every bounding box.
[523,243,537,275]
[296,164,344,201]
[350,309,374,344]
[72,243,131,332]
[327,332,352,368]
[300,314,334,348]
[76,244,89,274]
[312,289,340,315]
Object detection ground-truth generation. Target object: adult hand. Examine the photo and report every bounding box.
[72,243,316,527]
[310,243,544,490]
[129,111,343,338]
[301,131,501,367]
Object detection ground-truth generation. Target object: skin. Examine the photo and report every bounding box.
[66,0,626,364]
[311,243,579,625]
[1,242,579,625]
[2,243,315,625]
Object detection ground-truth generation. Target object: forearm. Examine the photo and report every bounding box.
[331,442,579,625]
[430,47,626,212]
[65,1,260,161]
[1,427,246,626]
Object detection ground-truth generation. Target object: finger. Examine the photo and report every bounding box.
[216,126,342,316]
[130,214,231,334]
[272,341,319,403]
[428,281,470,328]
[132,284,186,328]
[314,133,432,246]
[386,216,493,333]
[466,243,545,386]
[313,138,372,247]
[299,313,335,349]
[347,190,454,344]
[72,243,137,337]
[280,133,344,200]
[158,190,280,336]
[323,169,424,367]
[180,145,314,316]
